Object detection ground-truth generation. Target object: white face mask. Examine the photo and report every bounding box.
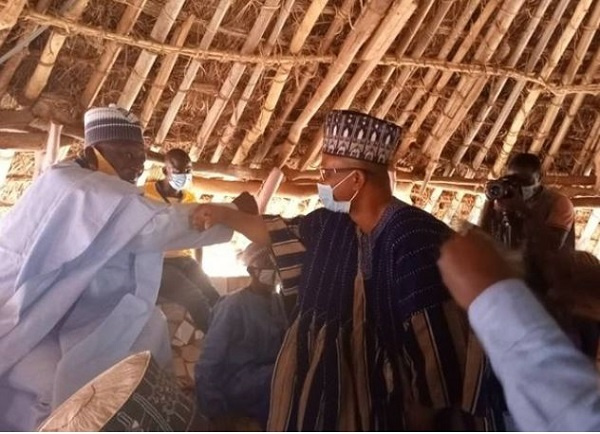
[257,269,277,286]
[317,171,359,213]
[521,182,540,201]
[169,173,191,191]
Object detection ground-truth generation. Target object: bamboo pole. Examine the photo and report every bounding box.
[472,0,572,172]
[154,0,233,145]
[420,0,525,160]
[395,0,483,127]
[276,0,395,167]
[0,0,26,30]
[230,0,329,165]
[246,0,357,166]
[117,0,187,111]
[371,0,451,116]
[419,0,528,191]
[395,0,500,156]
[0,0,27,47]
[298,0,417,169]
[575,113,600,174]
[23,0,90,101]
[139,15,195,128]
[450,0,554,169]
[0,0,52,96]
[190,0,281,161]
[362,0,434,113]
[492,0,594,177]
[210,0,297,163]
[542,51,600,171]
[80,0,148,108]
[530,1,600,164]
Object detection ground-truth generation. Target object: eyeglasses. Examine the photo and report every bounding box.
[319,167,363,181]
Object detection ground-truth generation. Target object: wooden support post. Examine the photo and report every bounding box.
[468,194,485,224]
[41,121,63,172]
[578,209,600,250]
[0,150,15,188]
[256,168,285,213]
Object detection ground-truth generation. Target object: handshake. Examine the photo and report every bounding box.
[191,191,259,230]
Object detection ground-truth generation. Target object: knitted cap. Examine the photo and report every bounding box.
[84,104,144,148]
[323,110,401,165]
[238,243,274,269]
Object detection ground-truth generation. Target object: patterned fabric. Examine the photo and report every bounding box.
[84,104,144,148]
[265,202,505,431]
[323,110,401,165]
[39,352,208,432]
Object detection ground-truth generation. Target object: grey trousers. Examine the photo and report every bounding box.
[159,256,220,332]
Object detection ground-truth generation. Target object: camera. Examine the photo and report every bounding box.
[485,175,523,201]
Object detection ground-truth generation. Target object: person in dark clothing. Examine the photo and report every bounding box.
[191,110,506,431]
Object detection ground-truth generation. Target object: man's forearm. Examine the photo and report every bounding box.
[220,208,271,246]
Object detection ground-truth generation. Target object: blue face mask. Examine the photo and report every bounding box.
[169,173,191,191]
[317,171,359,213]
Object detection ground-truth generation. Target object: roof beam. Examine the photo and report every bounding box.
[117,0,187,110]
[23,0,90,102]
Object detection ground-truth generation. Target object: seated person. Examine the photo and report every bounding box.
[195,243,287,428]
[479,153,575,293]
[145,148,219,332]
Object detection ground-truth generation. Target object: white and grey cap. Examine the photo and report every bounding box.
[84,104,144,148]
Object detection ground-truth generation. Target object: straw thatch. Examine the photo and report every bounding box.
[0,0,599,251]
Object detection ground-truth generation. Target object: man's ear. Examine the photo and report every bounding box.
[354,170,367,189]
[83,147,98,170]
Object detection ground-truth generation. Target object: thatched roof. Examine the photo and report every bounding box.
[0,0,599,251]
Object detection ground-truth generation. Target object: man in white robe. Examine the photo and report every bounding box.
[0,105,238,430]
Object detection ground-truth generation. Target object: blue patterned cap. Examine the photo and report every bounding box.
[323,110,401,165]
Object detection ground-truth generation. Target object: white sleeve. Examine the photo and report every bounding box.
[129,201,234,253]
[469,279,600,432]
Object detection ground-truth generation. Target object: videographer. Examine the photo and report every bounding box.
[480,153,575,293]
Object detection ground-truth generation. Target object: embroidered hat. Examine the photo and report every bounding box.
[84,104,144,148]
[322,110,401,165]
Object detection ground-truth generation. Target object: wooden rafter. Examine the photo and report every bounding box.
[229,0,329,165]
[117,0,187,111]
[396,0,498,155]
[298,0,418,170]
[245,0,357,167]
[450,0,554,170]
[209,0,297,163]
[471,0,572,172]
[80,0,148,108]
[542,45,600,172]
[154,0,233,146]
[492,0,594,177]
[189,0,281,161]
[369,0,444,115]
[276,0,396,167]
[23,0,90,102]
[139,14,195,129]
[529,0,600,161]
[418,0,527,190]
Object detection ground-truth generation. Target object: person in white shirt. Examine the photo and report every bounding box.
[437,228,600,431]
